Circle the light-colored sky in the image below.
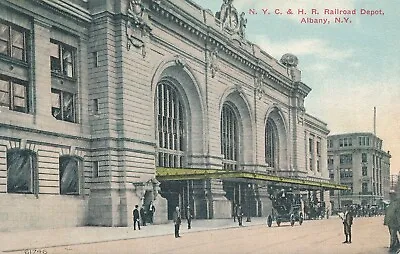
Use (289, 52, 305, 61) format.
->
(192, 0, 400, 175)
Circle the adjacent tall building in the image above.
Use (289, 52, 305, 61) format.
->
(327, 133, 391, 210)
(0, 0, 333, 231)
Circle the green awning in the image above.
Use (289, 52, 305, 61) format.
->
(156, 167, 349, 190)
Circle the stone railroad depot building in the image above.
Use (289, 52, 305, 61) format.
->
(0, 0, 341, 231)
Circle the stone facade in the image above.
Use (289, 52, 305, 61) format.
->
(327, 133, 391, 209)
(0, 0, 330, 231)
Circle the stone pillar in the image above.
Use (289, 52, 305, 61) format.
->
(209, 179, 231, 219)
(258, 187, 272, 217)
(192, 180, 207, 219)
(152, 182, 168, 224)
(88, 188, 120, 226)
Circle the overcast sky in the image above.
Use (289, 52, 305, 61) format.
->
(192, 0, 400, 174)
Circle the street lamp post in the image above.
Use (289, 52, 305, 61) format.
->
(337, 167, 341, 211)
(246, 183, 251, 222)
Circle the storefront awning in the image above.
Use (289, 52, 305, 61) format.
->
(156, 167, 349, 191)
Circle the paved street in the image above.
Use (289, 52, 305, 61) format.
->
(2, 216, 392, 254)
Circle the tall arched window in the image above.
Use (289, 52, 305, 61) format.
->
(221, 103, 238, 170)
(156, 80, 185, 168)
(265, 119, 277, 168)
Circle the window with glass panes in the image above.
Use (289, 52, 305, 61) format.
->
(0, 76, 28, 113)
(50, 39, 77, 123)
(221, 104, 238, 170)
(7, 150, 37, 194)
(362, 183, 368, 194)
(156, 81, 185, 168)
(50, 40, 74, 78)
(266, 119, 277, 168)
(51, 89, 75, 122)
(59, 156, 80, 195)
(362, 153, 367, 163)
(0, 21, 26, 61)
(362, 166, 367, 176)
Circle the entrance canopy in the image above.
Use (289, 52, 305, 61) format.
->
(156, 167, 349, 191)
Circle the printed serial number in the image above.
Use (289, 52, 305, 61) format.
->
(24, 249, 47, 254)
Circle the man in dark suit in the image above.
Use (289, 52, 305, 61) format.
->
(233, 204, 238, 222)
(140, 206, 146, 226)
(133, 205, 140, 230)
(173, 206, 182, 238)
(186, 205, 193, 229)
(237, 204, 243, 226)
(340, 205, 354, 243)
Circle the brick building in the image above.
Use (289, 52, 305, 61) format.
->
(0, 0, 333, 231)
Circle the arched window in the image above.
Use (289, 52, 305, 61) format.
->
(7, 150, 37, 194)
(59, 156, 81, 195)
(221, 103, 238, 170)
(265, 119, 278, 168)
(156, 80, 185, 168)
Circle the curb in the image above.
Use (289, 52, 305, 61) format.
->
(2, 221, 267, 253)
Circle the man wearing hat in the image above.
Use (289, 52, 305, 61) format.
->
(339, 205, 354, 244)
(384, 190, 400, 252)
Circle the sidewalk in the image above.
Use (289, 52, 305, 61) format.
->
(0, 217, 267, 253)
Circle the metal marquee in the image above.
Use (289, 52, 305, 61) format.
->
(156, 167, 349, 190)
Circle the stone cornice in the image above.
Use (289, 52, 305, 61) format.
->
(304, 115, 330, 135)
(36, 0, 91, 23)
(148, 0, 297, 93)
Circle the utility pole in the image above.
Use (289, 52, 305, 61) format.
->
(337, 166, 341, 210)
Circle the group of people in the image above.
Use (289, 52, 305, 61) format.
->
(346, 204, 384, 217)
(384, 190, 400, 252)
(134, 204, 193, 238)
(132, 202, 156, 230)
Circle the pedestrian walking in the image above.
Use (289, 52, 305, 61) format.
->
(140, 205, 146, 226)
(186, 205, 193, 229)
(133, 205, 140, 230)
(233, 203, 238, 222)
(339, 205, 353, 244)
(173, 206, 182, 238)
(237, 204, 243, 226)
(384, 190, 400, 252)
(149, 201, 156, 223)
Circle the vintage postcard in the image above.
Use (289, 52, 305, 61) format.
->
(0, 0, 399, 253)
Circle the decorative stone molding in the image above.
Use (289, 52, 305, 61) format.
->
(238, 12, 247, 39)
(297, 100, 305, 125)
(150, 2, 294, 88)
(235, 83, 245, 97)
(174, 55, 187, 68)
(280, 53, 299, 68)
(216, 0, 247, 39)
(280, 53, 302, 82)
(254, 71, 266, 100)
(6, 140, 38, 153)
(132, 178, 161, 200)
(208, 48, 219, 78)
(126, 0, 152, 58)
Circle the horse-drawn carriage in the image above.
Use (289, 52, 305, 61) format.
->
(266, 187, 304, 227)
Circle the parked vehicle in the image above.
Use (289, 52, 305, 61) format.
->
(266, 187, 303, 227)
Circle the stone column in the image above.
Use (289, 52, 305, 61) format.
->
(208, 179, 231, 219)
